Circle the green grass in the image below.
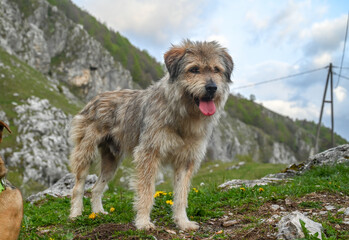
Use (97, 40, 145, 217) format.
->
(20, 163, 349, 239)
(103, 155, 287, 192)
(191, 159, 287, 188)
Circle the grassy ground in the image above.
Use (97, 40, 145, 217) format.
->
(20, 163, 349, 239)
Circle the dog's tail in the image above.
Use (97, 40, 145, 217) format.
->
(69, 115, 98, 175)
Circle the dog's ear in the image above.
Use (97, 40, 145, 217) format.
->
(221, 51, 234, 82)
(0, 120, 12, 143)
(164, 46, 186, 81)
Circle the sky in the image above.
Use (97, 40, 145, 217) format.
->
(72, 0, 349, 141)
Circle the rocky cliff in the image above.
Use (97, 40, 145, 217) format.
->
(0, 0, 134, 101)
(0, 0, 347, 195)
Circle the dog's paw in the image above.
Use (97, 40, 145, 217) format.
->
(95, 210, 108, 215)
(69, 211, 82, 220)
(135, 221, 156, 230)
(177, 220, 199, 231)
(92, 207, 108, 215)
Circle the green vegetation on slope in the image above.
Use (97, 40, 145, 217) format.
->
(20, 163, 349, 239)
(41, 0, 164, 88)
(0, 47, 82, 148)
(225, 94, 347, 155)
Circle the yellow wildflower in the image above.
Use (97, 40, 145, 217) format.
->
(240, 187, 246, 191)
(154, 191, 167, 198)
(166, 200, 173, 205)
(258, 187, 264, 192)
(110, 207, 115, 213)
(193, 188, 198, 193)
(89, 212, 96, 219)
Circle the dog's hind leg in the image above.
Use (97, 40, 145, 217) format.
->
(69, 154, 90, 218)
(91, 141, 122, 214)
(69, 131, 98, 219)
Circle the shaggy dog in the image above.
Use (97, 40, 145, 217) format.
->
(69, 40, 233, 230)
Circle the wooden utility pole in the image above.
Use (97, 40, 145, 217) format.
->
(315, 63, 334, 152)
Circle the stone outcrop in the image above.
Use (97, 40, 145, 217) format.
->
(277, 211, 323, 240)
(219, 144, 349, 190)
(208, 112, 300, 164)
(0, 0, 133, 101)
(6, 97, 71, 188)
(26, 173, 102, 203)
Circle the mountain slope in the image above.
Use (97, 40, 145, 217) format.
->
(223, 94, 347, 157)
(0, 47, 81, 194)
(43, 0, 164, 88)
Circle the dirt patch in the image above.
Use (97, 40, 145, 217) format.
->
(73, 192, 349, 240)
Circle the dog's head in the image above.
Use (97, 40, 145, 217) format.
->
(164, 40, 233, 117)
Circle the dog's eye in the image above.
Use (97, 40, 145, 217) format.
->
(214, 67, 220, 73)
(189, 66, 200, 74)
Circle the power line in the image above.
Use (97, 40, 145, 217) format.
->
(232, 66, 328, 90)
(333, 66, 349, 69)
(333, 72, 349, 81)
(335, 11, 349, 88)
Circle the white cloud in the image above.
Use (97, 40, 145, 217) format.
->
(207, 34, 230, 48)
(259, 99, 319, 120)
(334, 86, 347, 102)
(78, 0, 205, 45)
(303, 15, 347, 56)
(245, 1, 313, 45)
(313, 52, 332, 67)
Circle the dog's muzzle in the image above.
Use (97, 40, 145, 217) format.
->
(205, 82, 217, 99)
(194, 82, 217, 116)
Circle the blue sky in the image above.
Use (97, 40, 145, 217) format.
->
(72, 0, 349, 141)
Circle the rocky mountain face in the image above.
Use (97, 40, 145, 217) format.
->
(0, 0, 346, 195)
(0, 0, 134, 101)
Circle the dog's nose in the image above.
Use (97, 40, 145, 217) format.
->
(205, 82, 217, 95)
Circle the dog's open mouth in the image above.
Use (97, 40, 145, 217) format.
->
(194, 96, 216, 116)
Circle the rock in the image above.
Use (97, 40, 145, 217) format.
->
(271, 204, 281, 211)
(344, 208, 349, 216)
(277, 211, 323, 240)
(6, 96, 71, 189)
(267, 214, 280, 223)
(338, 208, 346, 213)
(0, 0, 134, 102)
(222, 220, 238, 227)
(165, 229, 176, 235)
(220, 144, 349, 191)
(325, 205, 336, 211)
(219, 178, 283, 190)
(343, 218, 349, 225)
(302, 144, 349, 173)
(26, 173, 104, 203)
(285, 198, 292, 206)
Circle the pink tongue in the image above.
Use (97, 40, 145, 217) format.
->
(199, 100, 216, 116)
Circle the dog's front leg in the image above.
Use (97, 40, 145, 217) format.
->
(173, 161, 199, 231)
(133, 147, 159, 230)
